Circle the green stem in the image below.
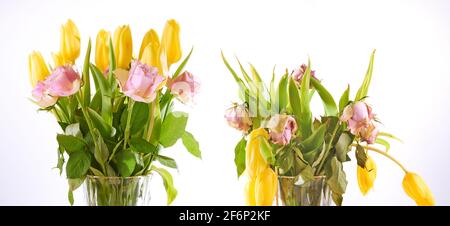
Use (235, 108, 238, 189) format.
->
(123, 99, 135, 150)
(351, 143, 408, 173)
(316, 122, 340, 174)
(162, 95, 173, 121)
(146, 100, 156, 141)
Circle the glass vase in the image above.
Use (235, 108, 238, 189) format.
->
(84, 174, 152, 206)
(277, 176, 332, 206)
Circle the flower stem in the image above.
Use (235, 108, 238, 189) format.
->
(316, 122, 340, 174)
(146, 97, 157, 142)
(351, 143, 408, 173)
(123, 99, 135, 150)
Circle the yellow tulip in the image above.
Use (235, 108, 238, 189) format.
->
(95, 29, 111, 73)
(246, 128, 269, 178)
(161, 19, 181, 68)
(113, 25, 133, 69)
(402, 172, 435, 206)
(357, 155, 377, 195)
(139, 29, 160, 60)
(255, 167, 278, 206)
(28, 51, 50, 87)
(60, 19, 80, 65)
(244, 178, 256, 206)
(52, 52, 64, 68)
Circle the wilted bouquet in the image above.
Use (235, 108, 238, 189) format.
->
(28, 19, 201, 205)
(223, 51, 434, 206)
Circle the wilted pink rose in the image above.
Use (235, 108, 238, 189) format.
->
(115, 60, 165, 103)
(46, 66, 81, 97)
(267, 114, 298, 146)
(293, 64, 317, 82)
(167, 71, 199, 104)
(32, 81, 58, 108)
(225, 103, 252, 133)
(340, 101, 378, 143)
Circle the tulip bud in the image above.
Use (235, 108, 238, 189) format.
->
(357, 155, 377, 195)
(141, 42, 162, 74)
(402, 172, 435, 206)
(266, 114, 297, 145)
(167, 71, 199, 104)
(224, 103, 252, 133)
(28, 51, 50, 87)
(95, 29, 111, 73)
(292, 64, 317, 82)
(244, 178, 256, 206)
(139, 29, 160, 60)
(246, 128, 270, 179)
(255, 167, 278, 206)
(60, 19, 80, 65)
(161, 19, 181, 68)
(115, 60, 165, 103)
(113, 25, 133, 69)
(52, 52, 64, 68)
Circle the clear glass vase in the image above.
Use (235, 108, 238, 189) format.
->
(84, 174, 152, 206)
(277, 176, 332, 206)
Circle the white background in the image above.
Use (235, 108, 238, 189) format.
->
(0, 0, 449, 205)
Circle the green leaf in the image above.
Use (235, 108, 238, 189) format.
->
(181, 131, 202, 159)
(82, 39, 92, 107)
(157, 155, 178, 169)
(355, 50, 376, 101)
(258, 136, 274, 165)
(67, 177, 85, 206)
(173, 47, 194, 78)
(93, 130, 109, 167)
(57, 134, 86, 154)
(299, 165, 315, 182)
(299, 60, 312, 138)
(355, 144, 368, 168)
(311, 78, 338, 116)
(90, 91, 102, 112)
(66, 151, 91, 179)
(276, 73, 288, 112)
(130, 101, 149, 135)
(129, 137, 158, 154)
(221, 51, 250, 102)
(108, 39, 117, 84)
(339, 85, 350, 112)
(378, 132, 403, 143)
(236, 57, 257, 95)
(234, 137, 247, 177)
(288, 77, 302, 129)
(300, 124, 327, 153)
(332, 192, 343, 206)
(87, 107, 114, 138)
(326, 157, 347, 195)
(65, 123, 82, 138)
(89, 167, 104, 176)
(249, 64, 265, 95)
(276, 148, 294, 173)
(114, 151, 136, 177)
(68, 191, 74, 206)
(151, 166, 178, 205)
(90, 64, 112, 125)
(375, 138, 390, 152)
(335, 132, 353, 162)
(159, 111, 188, 147)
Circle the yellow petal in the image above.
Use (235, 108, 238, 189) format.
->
(357, 155, 377, 195)
(52, 52, 64, 68)
(245, 128, 269, 178)
(244, 178, 256, 206)
(139, 29, 160, 60)
(402, 172, 435, 206)
(255, 167, 278, 206)
(28, 51, 50, 87)
(161, 19, 181, 68)
(60, 19, 80, 65)
(141, 43, 162, 73)
(113, 25, 133, 69)
(95, 29, 111, 73)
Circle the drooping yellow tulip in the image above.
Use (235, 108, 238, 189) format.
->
(255, 167, 278, 206)
(95, 29, 111, 73)
(357, 155, 377, 195)
(139, 29, 160, 60)
(60, 19, 80, 65)
(28, 51, 50, 87)
(402, 172, 435, 206)
(113, 25, 133, 69)
(244, 178, 256, 206)
(161, 19, 181, 68)
(246, 128, 269, 178)
(52, 52, 64, 68)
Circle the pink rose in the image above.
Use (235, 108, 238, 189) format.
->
(340, 101, 378, 144)
(32, 81, 58, 108)
(266, 114, 298, 146)
(46, 66, 81, 97)
(115, 60, 165, 103)
(167, 71, 200, 104)
(225, 103, 252, 133)
(293, 64, 317, 82)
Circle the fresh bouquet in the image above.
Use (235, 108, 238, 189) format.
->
(223, 51, 434, 206)
(28, 19, 201, 205)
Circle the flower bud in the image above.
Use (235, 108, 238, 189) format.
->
(402, 172, 435, 206)
(95, 29, 111, 73)
(161, 19, 181, 68)
(28, 51, 50, 87)
(224, 103, 252, 133)
(113, 25, 133, 69)
(60, 19, 80, 65)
